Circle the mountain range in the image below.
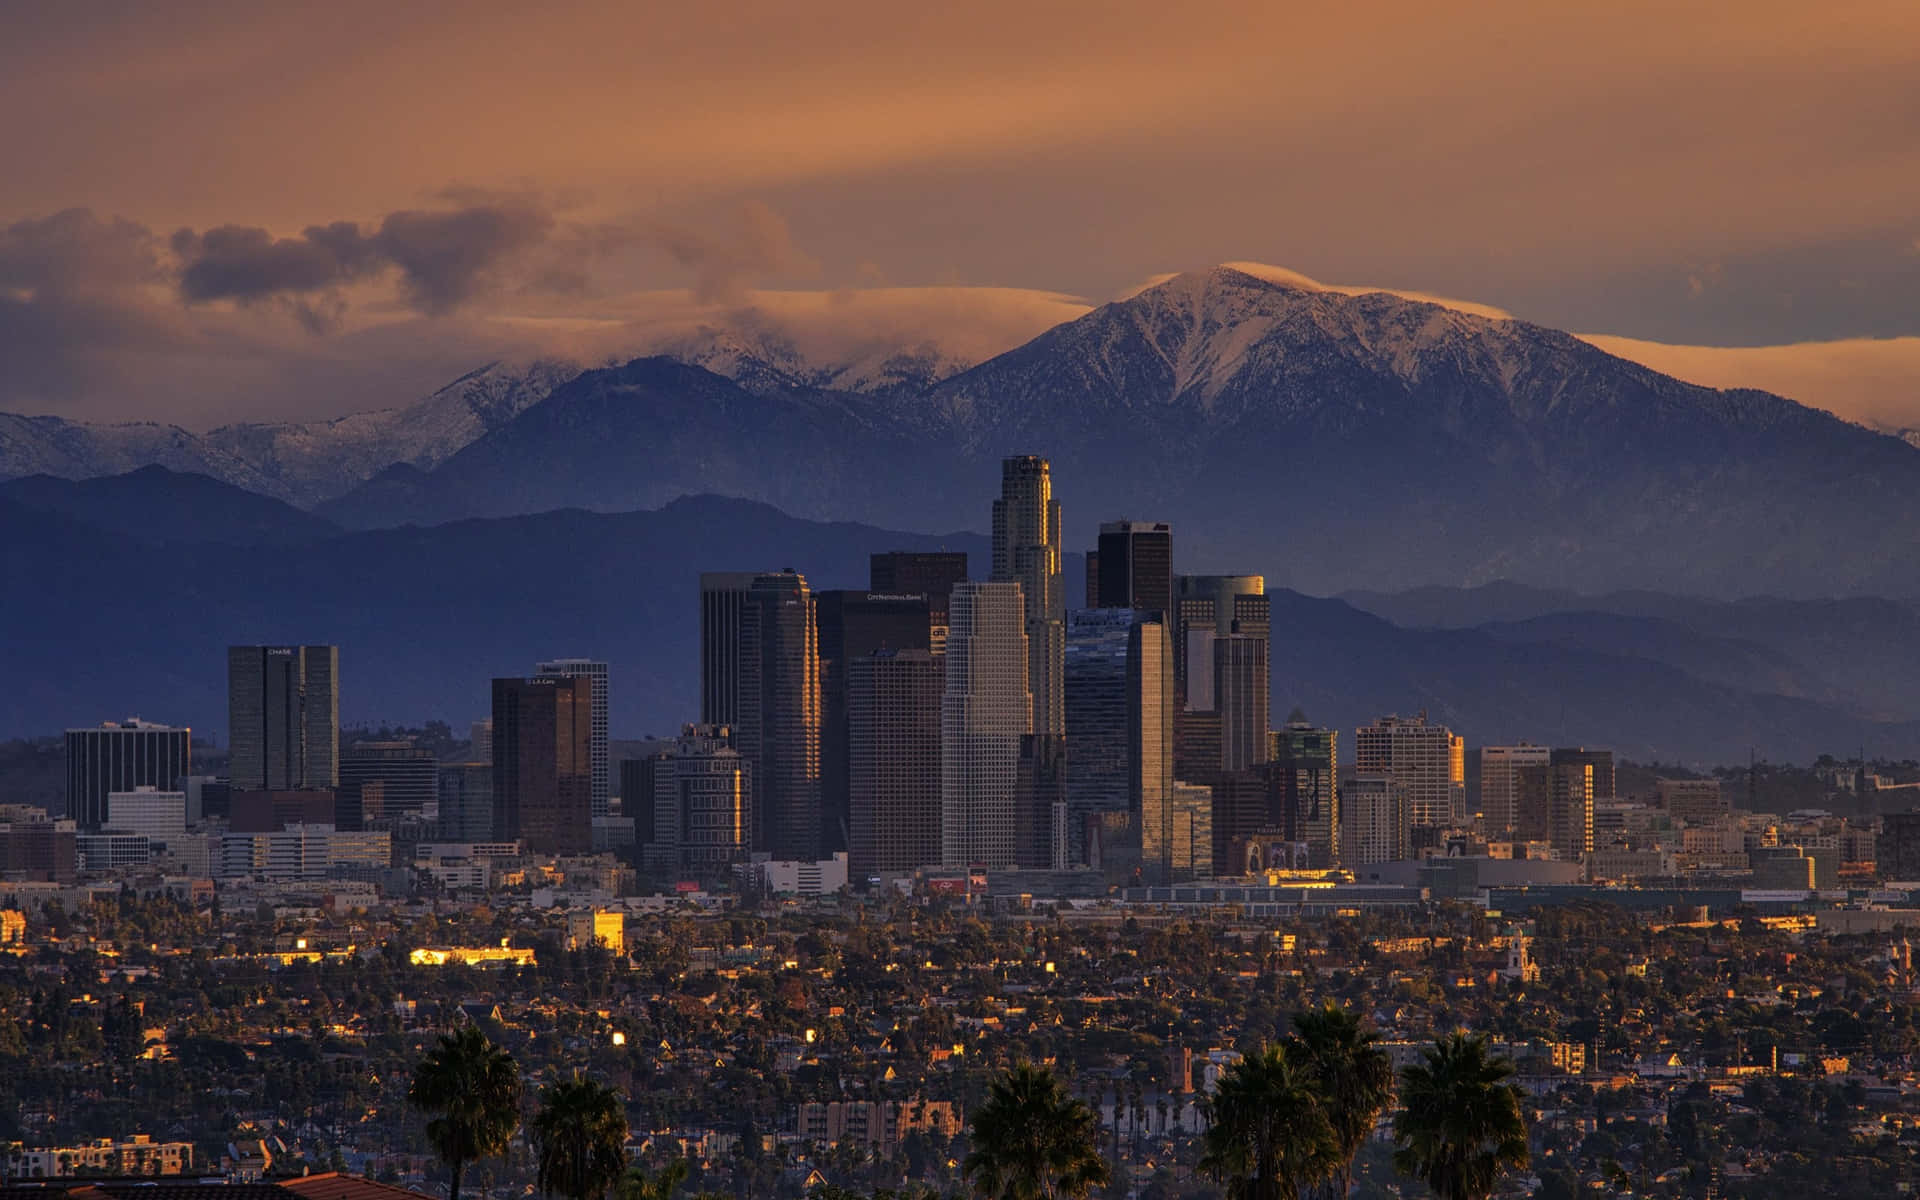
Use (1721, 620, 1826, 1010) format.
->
(9, 262, 1920, 761)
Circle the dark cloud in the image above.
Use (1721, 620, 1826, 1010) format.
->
(171, 203, 553, 316)
(373, 204, 553, 313)
(0, 207, 161, 292)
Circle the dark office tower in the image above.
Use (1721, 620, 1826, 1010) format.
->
(1083, 552, 1101, 609)
(817, 592, 932, 855)
(868, 551, 969, 626)
(739, 571, 823, 861)
(1215, 636, 1270, 773)
(1272, 722, 1339, 867)
(992, 455, 1065, 737)
(536, 659, 610, 819)
(1171, 575, 1265, 710)
(227, 645, 338, 791)
(1551, 747, 1615, 800)
(230, 789, 335, 832)
(437, 762, 494, 843)
(1549, 761, 1594, 861)
(848, 649, 943, 880)
(1094, 521, 1173, 619)
(1063, 609, 1172, 870)
(699, 573, 758, 727)
(64, 719, 191, 831)
(1014, 734, 1068, 870)
(338, 741, 437, 829)
(492, 675, 592, 855)
(1883, 811, 1920, 881)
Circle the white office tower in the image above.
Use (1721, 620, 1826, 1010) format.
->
(535, 658, 609, 818)
(940, 582, 1031, 868)
(106, 787, 188, 846)
(1356, 712, 1465, 831)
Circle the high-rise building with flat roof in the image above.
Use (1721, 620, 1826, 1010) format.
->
(1093, 521, 1173, 619)
(817, 592, 931, 854)
(437, 762, 494, 843)
(941, 581, 1031, 867)
(338, 740, 437, 829)
(869, 551, 968, 624)
(740, 571, 823, 860)
(227, 646, 337, 791)
(492, 675, 592, 855)
(1064, 609, 1172, 873)
(1480, 744, 1552, 835)
(848, 649, 943, 880)
(632, 724, 752, 875)
(1272, 721, 1339, 867)
(536, 659, 609, 819)
(1341, 775, 1410, 866)
(1356, 713, 1464, 832)
(105, 787, 188, 846)
(1552, 747, 1615, 800)
(992, 455, 1064, 737)
(699, 573, 759, 728)
(1657, 778, 1728, 825)
(1171, 576, 1269, 785)
(64, 719, 191, 831)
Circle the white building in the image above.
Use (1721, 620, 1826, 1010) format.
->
(217, 825, 390, 881)
(1356, 713, 1464, 829)
(746, 851, 849, 896)
(106, 786, 188, 845)
(941, 581, 1032, 868)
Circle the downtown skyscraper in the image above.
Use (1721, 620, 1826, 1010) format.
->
(534, 658, 609, 819)
(227, 645, 338, 792)
(491, 674, 592, 855)
(700, 571, 823, 861)
(991, 455, 1064, 737)
(1356, 712, 1465, 835)
(1063, 608, 1172, 875)
(940, 581, 1030, 868)
(1090, 520, 1173, 619)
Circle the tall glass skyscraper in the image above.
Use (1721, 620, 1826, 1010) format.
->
(535, 658, 609, 819)
(741, 571, 822, 861)
(941, 581, 1030, 868)
(991, 455, 1064, 737)
(227, 645, 338, 791)
(1063, 608, 1171, 873)
(1093, 520, 1173, 619)
(491, 674, 592, 855)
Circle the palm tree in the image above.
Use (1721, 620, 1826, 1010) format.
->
(963, 1063, 1111, 1200)
(532, 1075, 632, 1200)
(409, 1027, 523, 1200)
(616, 1157, 688, 1200)
(1391, 1033, 1529, 1200)
(1285, 1003, 1394, 1198)
(1198, 1044, 1337, 1200)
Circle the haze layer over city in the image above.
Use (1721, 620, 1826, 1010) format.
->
(5, 6, 1920, 1200)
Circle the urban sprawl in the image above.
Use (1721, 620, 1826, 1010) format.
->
(8, 456, 1920, 1200)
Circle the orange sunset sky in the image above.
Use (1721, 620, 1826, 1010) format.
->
(4, 1, 1919, 428)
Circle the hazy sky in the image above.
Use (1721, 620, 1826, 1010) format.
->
(5, 1, 1920, 427)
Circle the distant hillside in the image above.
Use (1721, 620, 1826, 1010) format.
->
(0, 466, 340, 546)
(5, 480, 1916, 764)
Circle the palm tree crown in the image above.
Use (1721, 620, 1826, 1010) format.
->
(532, 1075, 632, 1200)
(1391, 1033, 1530, 1200)
(1199, 1043, 1338, 1200)
(963, 1063, 1111, 1200)
(409, 1027, 523, 1200)
(1285, 1002, 1395, 1199)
